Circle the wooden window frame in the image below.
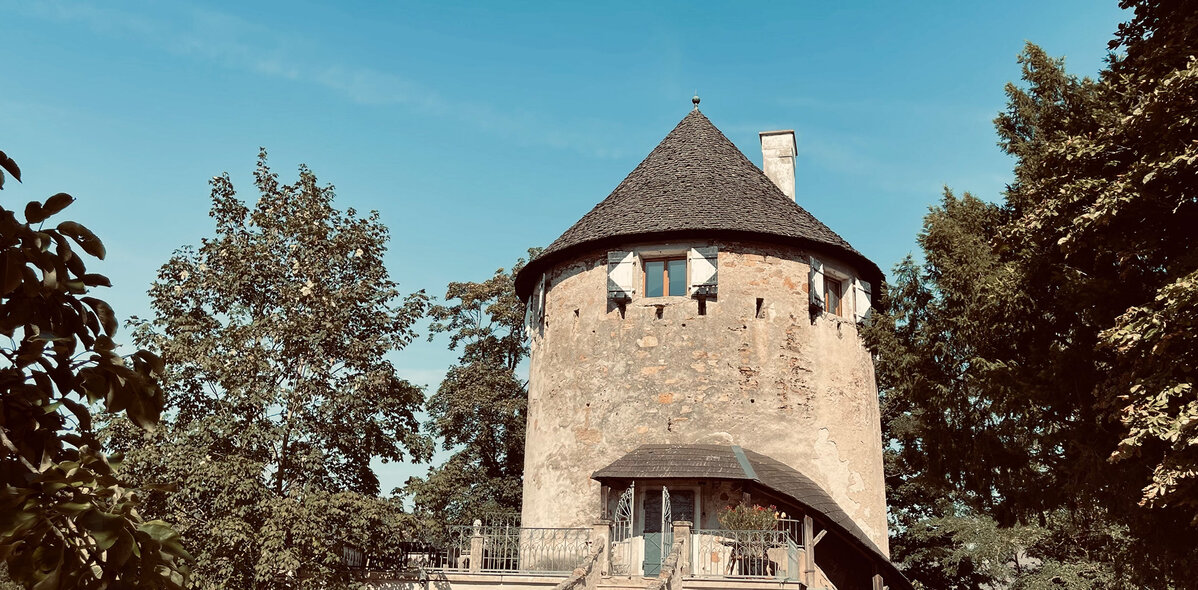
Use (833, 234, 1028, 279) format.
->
(826, 277, 844, 317)
(642, 255, 688, 298)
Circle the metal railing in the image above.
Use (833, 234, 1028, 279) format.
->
(437, 525, 592, 575)
(339, 540, 443, 571)
(341, 544, 366, 568)
(475, 511, 522, 528)
(776, 517, 803, 543)
(692, 529, 800, 580)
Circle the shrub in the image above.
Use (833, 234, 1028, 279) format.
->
(717, 503, 778, 531)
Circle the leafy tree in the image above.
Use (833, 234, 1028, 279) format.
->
(109, 150, 432, 588)
(404, 251, 538, 525)
(1087, 0, 1198, 517)
(866, 1, 1198, 586)
(0, 151, 189, 588)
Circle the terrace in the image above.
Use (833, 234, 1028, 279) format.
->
(356, 518, 814, 590)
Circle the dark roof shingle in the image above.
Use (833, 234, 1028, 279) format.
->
(515, 110, 882, 298)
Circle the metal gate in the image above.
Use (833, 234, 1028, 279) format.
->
(662, 486, 673, 566)
(611, 483, 634, 575)
(643, 486, 672, 576)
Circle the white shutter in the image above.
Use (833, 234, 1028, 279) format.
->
(688, 246, 718, 296)
(525, 274, 545, 332)
(809, 257, 825, 310)
(524, 295, 534, 332)
(853, 278, 872, 323)
(538, 275, 547, 323)
(607, 251, 636, 300)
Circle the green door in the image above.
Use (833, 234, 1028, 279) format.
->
(642, 488, 666, 576)
(642, 488, 695, 576)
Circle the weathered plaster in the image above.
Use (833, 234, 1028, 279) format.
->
(521, 240, 888, 554)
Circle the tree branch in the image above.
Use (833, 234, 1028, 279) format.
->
(0, 427, 39, 473)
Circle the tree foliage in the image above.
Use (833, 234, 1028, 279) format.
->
(866, 1, 1198, 587)
(109, 150, 432, 588)
(404, 251, 538, 525)
(0, 152, 188, 588)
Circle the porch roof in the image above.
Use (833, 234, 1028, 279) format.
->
(592, 444, 912, 590)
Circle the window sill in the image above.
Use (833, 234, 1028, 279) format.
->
(818, 311, 860, 327)
(636, 296, 691, 306)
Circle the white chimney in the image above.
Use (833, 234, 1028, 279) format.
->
(759, 130, 797, 201)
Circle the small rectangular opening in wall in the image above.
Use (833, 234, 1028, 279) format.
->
(755, 298, 764, 318)
(698, 298, 707, 316)
(655, 306, 664, 320)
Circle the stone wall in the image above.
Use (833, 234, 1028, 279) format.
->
(520, 239, 887, 554)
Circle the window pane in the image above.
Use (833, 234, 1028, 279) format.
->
(670, 489, 695, 522)
(645, 261, 664, 297)
(827, 280, 842, 316)
(667, 259, 687, 296)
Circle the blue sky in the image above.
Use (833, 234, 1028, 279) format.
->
(3, 0, 1127, 495)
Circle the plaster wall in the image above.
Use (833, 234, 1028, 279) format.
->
(520, 240, 888, 554)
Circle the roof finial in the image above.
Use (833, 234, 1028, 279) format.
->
(692, 92, 700, 111)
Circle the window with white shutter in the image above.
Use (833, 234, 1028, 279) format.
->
(852, 278, 872, 323)
(688, 246, 718, 297)
(808, 256, 825, 311)
(607, 251, 636, 302)
(538, 275, 547, 322)
(525, 274, 545, 332)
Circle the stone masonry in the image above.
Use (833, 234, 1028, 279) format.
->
(520, 239, 887, 554)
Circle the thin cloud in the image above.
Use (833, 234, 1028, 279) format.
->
(8, 0, 629, 158)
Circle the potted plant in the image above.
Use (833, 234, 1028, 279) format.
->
(716, 503, 784, 576)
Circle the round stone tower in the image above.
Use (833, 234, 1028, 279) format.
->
(514, 107, 889, 553)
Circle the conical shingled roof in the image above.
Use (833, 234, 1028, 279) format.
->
(515, 110, 882, 299)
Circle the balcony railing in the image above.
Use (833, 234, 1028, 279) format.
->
(437, 525, 593, 575)
(356, 518, 813, 583)
(692, 528, 801, 580)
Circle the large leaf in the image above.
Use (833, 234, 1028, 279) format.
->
(0, 505, 40, 537)
(29, 542, 64, 590)
(78, 509, 124, 551)
(41, 193, 74, 218)
(2, 250, 23, 295)
(80, 273, 111, 287)
(118, 382, 161, 431)
(58, 397, 94, 434)
(56, 221, 106, 260)
(132, 350, 165, 376)
(107, 529, 137, 568)
(24, 201, 48, 225)
(52, 502, 93, 516)
(137, 521, 179, 543)
(0, 150, 20, 184)
(80, 296, 117, 336)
